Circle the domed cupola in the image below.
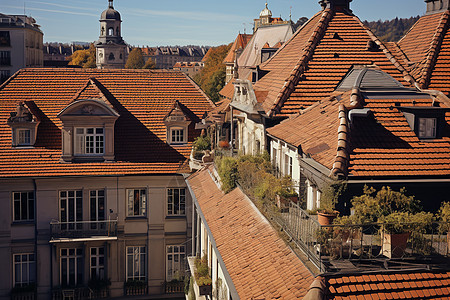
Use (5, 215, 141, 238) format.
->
(101, 0, 121, 21)
(259, 2, 272, 25)
(95, 0, 127, 69)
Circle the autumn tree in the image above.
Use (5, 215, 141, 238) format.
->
(125, 48, 145, 69)
(68, 43, 96, 68)
(143, 57, 156, 69)
(193, 44, 231, 102)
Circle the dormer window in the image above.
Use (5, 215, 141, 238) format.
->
(170, 127, 186, 144)
(418, 118, 437, 138)
(7, 102, 40, 147)
(75, 127, 104, 155)
(164, 101, 192, 146)
(58, 98, 119, 162)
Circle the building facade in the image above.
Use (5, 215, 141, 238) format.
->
(0, 68, 214, 299)
(0, 13, 43, 84)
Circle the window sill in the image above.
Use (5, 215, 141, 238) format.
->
(11, 221, 34, 226)
(125, 216, 147, 221)
(165, 215, 187, 220)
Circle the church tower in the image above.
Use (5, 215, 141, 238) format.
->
(95, 0, 127, 69)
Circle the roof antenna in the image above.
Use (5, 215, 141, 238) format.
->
(24, 2, 26, 15)
(243, 23, 246, 34)
(290, 6, 292, 21)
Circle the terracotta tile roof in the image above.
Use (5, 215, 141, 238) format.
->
(323, 271, 450, 299)
(253, 9, 414, 117)
(267, 85, 450, 178)
(219, 78, 235, 99)
(223, 34, 252, 64)
(0, 68, 215, 178)
(187, 166, 314, 299)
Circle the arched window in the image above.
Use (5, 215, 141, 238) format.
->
(108, 27, 114, 36)
(101, 27, 105, 36)
(108, 53, 115, 60)
(116, 27, 120, 36)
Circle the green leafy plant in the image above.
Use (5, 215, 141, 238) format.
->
(193, 136, 211, 152)
(194, 256, 212, 286)
(216, 156, 238, 193)
(125, 279, 147, 288)
(319, 180, 347, 214)
(437, 202, 450, 233)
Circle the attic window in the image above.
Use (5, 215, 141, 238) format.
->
(418, 118, 436, 138)
(163, 101, 192, 146)
(169, 127, 186, 144)
(7, 102, 40, 147)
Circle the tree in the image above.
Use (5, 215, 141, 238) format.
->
(143, 57, 156, 69)
(125, 48, 145, 69)
(194, 44, 231, 102)
(68, 43, 96, 68)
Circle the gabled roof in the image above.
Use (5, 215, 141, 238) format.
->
(397, 11, 450, 88)
(267, 71, 450, 178)
(253, 8, 414, 117)
(0, 68, 214, 178)
(223, 33, 253, 64)
(187, 166, 314, 299)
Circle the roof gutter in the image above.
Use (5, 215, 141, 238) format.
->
(347, 178, 450, 184)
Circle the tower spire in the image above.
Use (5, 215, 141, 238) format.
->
(109, 0, 114, 9)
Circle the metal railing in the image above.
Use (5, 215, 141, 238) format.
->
(51, 287, 108, 300)
(50, 220, 118, 239)
(272, 202, 450, 272)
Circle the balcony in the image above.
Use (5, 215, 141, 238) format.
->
(272, 202, 450, 273)
(50, 220, 118, 242)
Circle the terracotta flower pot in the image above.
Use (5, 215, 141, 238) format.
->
(317, 211, 338, 226)
(218, 140, 230, 149)
(381, 231, 411, 258)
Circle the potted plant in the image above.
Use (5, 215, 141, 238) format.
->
(194, 256, 212, 296)
(125, 279, 147, 296)
(317, 180, 346, 226)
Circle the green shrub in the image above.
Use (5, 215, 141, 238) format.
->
(216, 156, 238, 193)
(193, 136, 211, 151)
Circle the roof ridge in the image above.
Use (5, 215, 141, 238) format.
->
(182, 72, 216, 107)
(268, 9, 335, 117)
(355, 15, 416, 86)
(259, 10, 322, 70)
(417, 10, 450, 88)
(331, 103, 349, 177)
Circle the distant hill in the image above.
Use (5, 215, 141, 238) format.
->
(364, 16, 421, 42)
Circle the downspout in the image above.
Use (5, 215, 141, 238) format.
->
(32, 178, 38, 296)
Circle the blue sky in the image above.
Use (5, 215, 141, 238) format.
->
(1, 0, 427, 46)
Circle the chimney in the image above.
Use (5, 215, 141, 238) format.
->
(425, 0, 450, 14)
(319, 0, 352, 10)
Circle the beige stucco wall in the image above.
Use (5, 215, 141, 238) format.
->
(0, 174, 191, 299)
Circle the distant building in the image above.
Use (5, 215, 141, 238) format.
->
(43, 43, 90, 67)
(253, 2, 292, 32)
(0, 13, 43, 83)
(173, 61, 204, 77)
(142, 46, 209, 69)
(223, 34, 252, 84)
(95, 0, 128, 69)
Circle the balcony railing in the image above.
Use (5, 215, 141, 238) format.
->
(50, 220, 118, 240)
(270, 202, 450, 272)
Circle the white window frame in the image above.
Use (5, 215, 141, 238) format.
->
(418, 117, 437, 138)
(166, 245, 185, 281)
(90, 190, 105, 223)
(75, 127, 104, 155)
(59, 190, 83, 230)
(13, 191, 34, 222)
(13, 253, 36, 287)
(60, 248, 83, 287)
(126, 246, 146, 281)
(126, 189, 146, 217)
(90, 247, 105, 280)
(17, 129, 31, 145)
(169, 127, 186, 144)
(167, 188, 186, 216)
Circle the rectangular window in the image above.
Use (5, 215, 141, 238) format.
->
(90, 247, 105, 280)
(166, 245, 185, 281)
(0, 70, 10, 84)
(127, 189, 146, 217)
(13, 253, 36, 287)
(0, 50, 11, 66)
(289, 156, 293, 176)
(60, 248, 83, 287)
(13, 192, 34, 222)
(90, 190, 105, 229)
(126, 246, 146, 281)
(0, 31, 11, 46)
(18, 129, 31, 145)
(75, 127, 104, 155)
(418, 118, 437, 138)
(170, 128, 185, 143)
(167, 188, 185, 216)
(60, 190, 82, 230)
